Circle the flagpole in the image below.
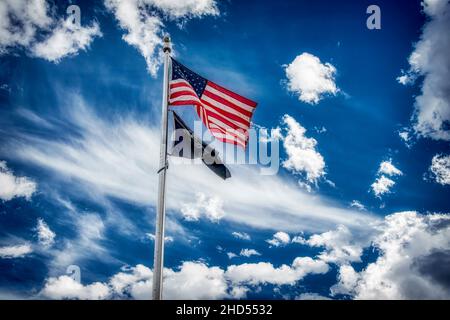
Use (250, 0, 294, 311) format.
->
(152, 36, 171, 300)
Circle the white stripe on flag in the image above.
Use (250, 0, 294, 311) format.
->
(170, 79, 190, 85)
(170, 86, 197, 94)
(201, 95, 251, 123)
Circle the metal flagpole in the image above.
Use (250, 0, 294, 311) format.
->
(152, 36, 171, 300)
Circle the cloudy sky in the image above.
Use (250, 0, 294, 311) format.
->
(0, 0, 449, 300)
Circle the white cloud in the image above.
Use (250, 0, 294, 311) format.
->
(0, 160, 36, 201)
(330, 264, 360, 296)
(146, 233, 174, 243)
(104, 0, 219, 75)
(378, 159, 403, 177)
(39, 256, 331, 299)
(302, 225, 368, 265)
(68, 211, 441, 300)
(266, 231, 291, 247)
(154, 262, 251, 299)
(398, 128, 414, 148)
(36, 218, 56, 247)
(32, 17, 102, 62)
(398, 130, 409, 142)
(46, 208, 447, 301)
(232, 232, 251, 241)
(285, 52, 338, 104)
(108, 264, 152, 299)
(239, 248, 261, 257)
(0, 244, 33, 259)
(371, 176, 395, 198)
(398, 0, 450, 141)
(291, 235, 307, 245)
(350, 200, 366, 211)
(331, 211, 450, 299)
(0, 0, 100, 61)
(0, 0, 52, 53)
(10, 100, 376, 234)
(181, 192, 225, 222)
(225, 257, 329, 286)
(296, 292, 331, 300)
(371, 159, 402, 198)
(44, 262, 229, 300)
(163, 261, 229, 299)
(0, 0, 215, 69)
(396, 72, 415, 85)
(147, 0, 219, 19)
(229, 286, 249, 299)
(41, 275, 111, 300)
(430, 154, 450, 185)
(277, 115, 326, 184)
(227, 252, 237, 259)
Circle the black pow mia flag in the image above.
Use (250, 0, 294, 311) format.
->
(171, 111, 231, 180)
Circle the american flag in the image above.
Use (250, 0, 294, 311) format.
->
(169, 58, 257, 148)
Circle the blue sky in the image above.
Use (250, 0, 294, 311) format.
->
(0, 0, 449, 300)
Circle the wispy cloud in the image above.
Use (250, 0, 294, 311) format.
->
(36, 218, 56, 248)
(146, 233, 174, 243)
(232, 232, 251, 241)
(350, 200, 366, 211)
(0, 244, 32, 259)
(8, 97, 377, 233)
(48, 212, 114, 272)
(239, 248, 261, 257)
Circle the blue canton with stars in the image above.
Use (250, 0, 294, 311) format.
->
(171, 58, 208, 97)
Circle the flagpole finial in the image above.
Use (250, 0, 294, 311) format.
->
(163, 36, 171, 53)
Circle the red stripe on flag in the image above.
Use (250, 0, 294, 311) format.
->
(170, 100, 201, 106)
(207, 81, 257, 108)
